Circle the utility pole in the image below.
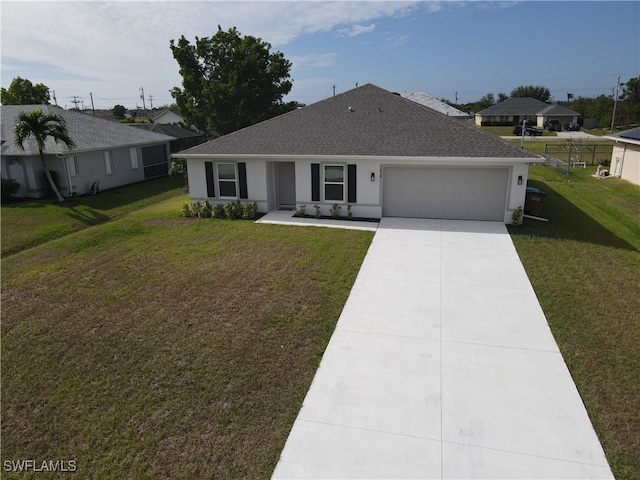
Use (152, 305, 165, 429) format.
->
(148, 94, 154, 110)
(610, 75, 621, 132)
(70, 96, 81, 110)
(455, 91, 458, 104)
(90, 92, 95, 115)
(52, 90, 58, 106)
(140, 87, 146, 114)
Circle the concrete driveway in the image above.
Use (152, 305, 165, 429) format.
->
(272, 218, 613, 479)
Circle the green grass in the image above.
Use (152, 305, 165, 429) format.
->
(2, 165, 639, 478)
(1, 196, 374, 479)
(509, 164, 640, 478)
(1, 176, 185, 257)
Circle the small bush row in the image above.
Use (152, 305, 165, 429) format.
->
(182, 200, 258, 220)
(1, 178, 20, 202)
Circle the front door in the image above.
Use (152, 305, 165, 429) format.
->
(277, 162, 296, 207)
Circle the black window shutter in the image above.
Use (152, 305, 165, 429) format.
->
(205, 161, 215, 197)
(347, 164, 357, 203)
(238, 162, 248, 199)
(311, 163, 320, 202)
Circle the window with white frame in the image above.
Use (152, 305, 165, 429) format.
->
(217, 163, 237, 197)
(68, 156, 79, 176)
(104, 151, 114, 175)
(130, 147, 138, 169)
(324, 164, 344, 202)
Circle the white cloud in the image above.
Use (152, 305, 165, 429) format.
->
(337, 23, 376, 37)
(291, 53, 338, 70)
(0, 1, 424, 107)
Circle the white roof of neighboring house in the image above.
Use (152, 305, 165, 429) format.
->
(400, 91, 469, 118)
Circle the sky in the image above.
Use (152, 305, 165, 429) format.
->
(1, 1, 638, 111)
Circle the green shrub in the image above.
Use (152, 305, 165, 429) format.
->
(330, 204, 341, 218)
(191, 200, 203, 218)
(200, 199, 212, 218)
(295, 205, 306, 217)
(314, 205, 321, 219)
(1, 178, 20, 202)
(212, 203, 225, 219)
(181, 202, 193, 218)
(242, 202, 258, 220)
(224, 201, 243, 219)
(347, 204, 352, 219)
(511, 206, 523, 226)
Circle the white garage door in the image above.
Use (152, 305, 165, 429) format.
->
(383, 167, 509, 221)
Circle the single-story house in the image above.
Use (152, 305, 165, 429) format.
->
(129, 123, 206, 153)
(400, 91, 469, 119)
(153, 109, 184, 125)
(176, 84, 542, 223)
(604, 127, 640, 185)
(475, 97, 580, 128)
(1, 104, 174, 198)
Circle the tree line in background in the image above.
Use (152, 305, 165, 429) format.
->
(3, 30, 639, 135)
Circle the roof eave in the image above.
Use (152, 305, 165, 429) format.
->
(604, 135, 640, 146)
(175, 153, 542, 163)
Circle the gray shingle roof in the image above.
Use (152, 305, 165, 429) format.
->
(477, 97, 580, 116)
(180, 84, 537, 159)
(1, 105, 175, 156)
(606, 127, 640, 143)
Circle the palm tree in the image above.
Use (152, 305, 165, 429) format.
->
(14, 109, 75, 203)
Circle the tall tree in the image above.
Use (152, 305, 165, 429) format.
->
(510, 85, 551, 103)
(14, 109, 75, 203)
(619, 76, 640, 124)
(170, 26, 293, 137)
(1, 77, 51, 105)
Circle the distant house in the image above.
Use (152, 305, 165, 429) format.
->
(475, 97, 580, 128)
(177, 84, 541, 223)
(401, 92, 469, 119)
(1, 105, 174, 198)
(604, 127, 640, 185)
(129, 123, 206, 153)
(153, 109, 183, 125)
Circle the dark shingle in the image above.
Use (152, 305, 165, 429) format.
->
(180, 84, 537, 159)
(1, 105, 174, 156)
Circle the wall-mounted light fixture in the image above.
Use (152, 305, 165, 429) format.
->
(371, 172, 375, 182)
(517, 175, 523, 185)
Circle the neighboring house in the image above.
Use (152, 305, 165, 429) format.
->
(401, 91, 469, 119)
(177, 84, 542, 223)
(153, 109, 183, 125)
(475, 97, 581, 128)
(1, 105, 175, 198)
(604, 127, 640, 185)
(129, 123, 206, 153)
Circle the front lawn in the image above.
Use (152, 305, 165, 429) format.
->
(0, 197, 374, 479)
(2, 163, 638, 479)
(510, 164, 640, 478)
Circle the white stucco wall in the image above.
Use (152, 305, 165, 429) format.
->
(611, 143, 640, 186)
(185, 155, 536, 223)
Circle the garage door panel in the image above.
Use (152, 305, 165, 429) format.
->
(383, 167, 508, 221)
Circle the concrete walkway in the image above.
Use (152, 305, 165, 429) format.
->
(271, 217, 613, 479)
